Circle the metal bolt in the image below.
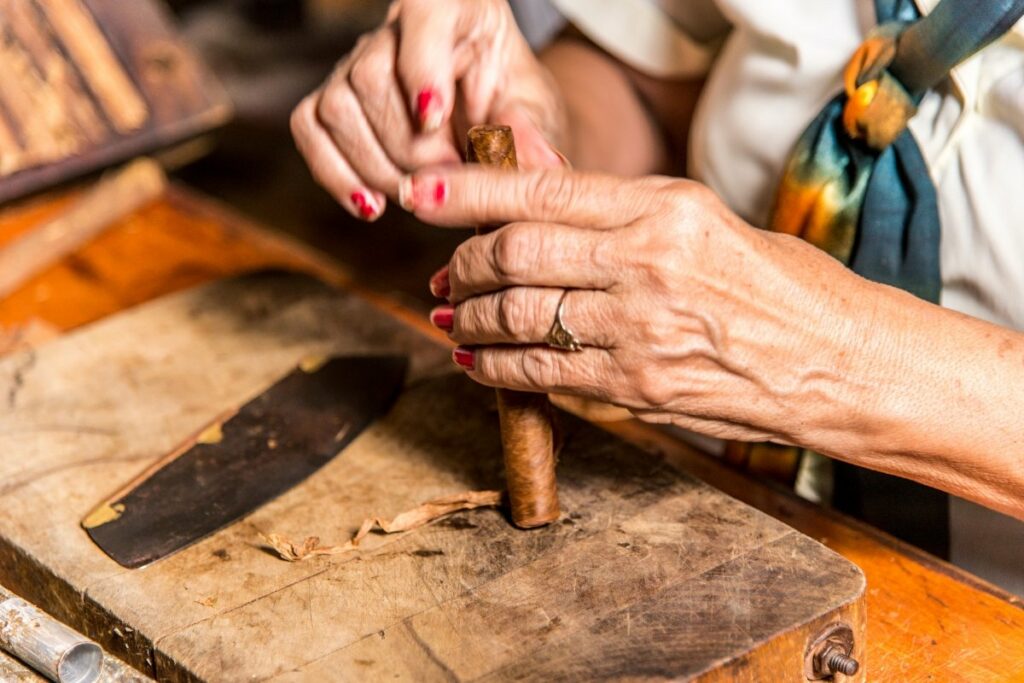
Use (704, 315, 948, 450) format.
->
(824, 648, 860, 676)
(804, 623, 859, 680)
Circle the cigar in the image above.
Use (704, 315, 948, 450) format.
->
(466, 125, 560, 528)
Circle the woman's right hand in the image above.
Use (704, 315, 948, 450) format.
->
(290, 0, 568, 221)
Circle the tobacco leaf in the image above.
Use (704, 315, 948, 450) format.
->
(262, 490, 504, 562)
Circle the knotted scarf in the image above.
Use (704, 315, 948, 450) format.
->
(773, 0, 1024, 300)
(735, 0, 1024, 555)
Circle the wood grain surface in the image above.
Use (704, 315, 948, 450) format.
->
(0, 186, 1022, 681)
(0, 272, 865, 681)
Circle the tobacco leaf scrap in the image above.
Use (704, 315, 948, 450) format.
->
(262, 490, 503, 562)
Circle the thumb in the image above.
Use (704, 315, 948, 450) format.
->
(493, 105, 570, 171)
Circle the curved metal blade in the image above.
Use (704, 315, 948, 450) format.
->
(84, 354, 407, 568)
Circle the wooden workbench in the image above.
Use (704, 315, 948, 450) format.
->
(1, 182, 1023, 681)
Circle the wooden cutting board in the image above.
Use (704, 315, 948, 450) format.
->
(0, 272, 866, 681)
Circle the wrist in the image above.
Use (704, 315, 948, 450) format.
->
(795, 279, 911, 458)
(794, 276, 1024, 517)
(756, 242, 907, 457)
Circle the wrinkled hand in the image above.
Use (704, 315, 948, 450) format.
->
(290, 0, 566, 221)
(403, 168, 874, 445)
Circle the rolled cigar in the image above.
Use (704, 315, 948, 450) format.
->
(0, 586, 102, 683)
(466, 125, 560, 528)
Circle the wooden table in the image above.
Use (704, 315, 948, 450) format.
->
(2, 182, 1022, 681)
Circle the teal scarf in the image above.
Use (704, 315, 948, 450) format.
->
(773, 0, 1024, 302)
(760, 0, 1024, 555)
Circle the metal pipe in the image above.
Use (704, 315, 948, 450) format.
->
(0, 590, 102, 683)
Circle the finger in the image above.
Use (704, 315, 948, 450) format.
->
(395, 0, 469, 132)
(348, 27, 462, 173)
(317, 70, 404, 198)
(399, 168, 678, 229)
(437, 287, 618, 348)
(445, 222, 620, 301)
(490, 104, 568, 170)
(291, 91, 385, 220)
(453, 344, 622, 400)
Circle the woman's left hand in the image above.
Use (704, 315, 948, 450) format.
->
(402, 167, 888, 448)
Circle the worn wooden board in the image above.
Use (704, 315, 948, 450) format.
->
(0, 649, 43, 682)
(0, 0, 230, 203)
(0, 273, 865, 681)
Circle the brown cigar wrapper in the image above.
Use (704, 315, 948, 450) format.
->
(466, 124, 560, 528)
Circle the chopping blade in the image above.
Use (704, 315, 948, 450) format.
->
(83, 354, 407, 568)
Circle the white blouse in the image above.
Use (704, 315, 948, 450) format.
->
(546, 0, 1024, 596)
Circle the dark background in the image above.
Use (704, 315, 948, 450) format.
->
(169, 0, 469, 313)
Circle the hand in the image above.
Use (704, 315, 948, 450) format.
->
(290, 0, 567, 221)
(403, 167, 883, 447)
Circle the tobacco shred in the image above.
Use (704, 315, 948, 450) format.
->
(262, 490, 503, 562)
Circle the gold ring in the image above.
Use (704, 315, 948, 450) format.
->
(544, 290, 583, 352)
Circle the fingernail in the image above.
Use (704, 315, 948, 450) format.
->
(398, 176, 414, 211)
(350, 191, 381, 220)
(430, 305, 454, 331)
(452, 346, 475, 370)
(416, 88, 443, 132)
(432, 178, 448, 205)
(398, 175, 447, 212)
(429, 266, 450, 298)
(547, 142, 572, 169)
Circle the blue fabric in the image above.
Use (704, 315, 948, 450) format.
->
(774, 0, 1024, 302)
(774, 0, 1024, 556)
(852, 0, 933, 298)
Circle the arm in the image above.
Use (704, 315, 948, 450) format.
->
(399, 167, 1024, 521)
(809, 274, 1024, 521)
(538, 35, 703, 175)
(290, 0, 701, 220)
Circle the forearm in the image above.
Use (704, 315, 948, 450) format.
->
(538, 37, 699, 175)
(804, 272, 1024, 520)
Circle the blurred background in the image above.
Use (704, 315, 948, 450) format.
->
(167, 0, 560, 314)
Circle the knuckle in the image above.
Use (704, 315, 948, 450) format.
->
(495, 289, 531, 341)
(316, 86, 353, 127)
(491, 226, 533, 281)
(348, 41, 392, 95)
(520, 349, 563, 389)
(447, 244, 476, 299)
(528, 171, 578, 218)
(660, 180, 719, 230)
(289, 96, 316, 140)
(454, 299, 482, 337)
(634, 367, 674, 408)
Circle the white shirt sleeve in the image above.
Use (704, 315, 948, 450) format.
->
(549, 0, 726, 78)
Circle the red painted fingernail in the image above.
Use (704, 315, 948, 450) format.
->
(433, 179, 448, 205)
(416, 88, 443, 132)
(453, 346, 475, 370)
(350, 191, 379, 220)
(399, 175, 447, 212)
(429, 266, 450, 298)
(430, 305, 454, 331)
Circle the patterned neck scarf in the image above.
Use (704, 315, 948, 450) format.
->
(772, 0, 1024, 302)
(738, 0, 1024, 556)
